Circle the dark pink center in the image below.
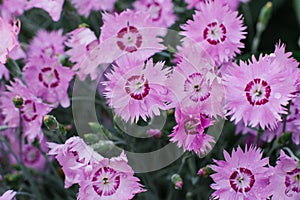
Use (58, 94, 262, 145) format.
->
(92, 167, 121, 197)
(184, 72, 210, 102)
(147, 1, 162, 21)
(285, 168, 300, 195)
(203, 22, 227, 45)
(244, 78, 271, 106)
(23, 146, 40, 165)
(230, 167, 255, 193)
(38, 67, 60, 88)
(21, 100, 38, 122)
(125, 74, 150, 100)
(117, 25, 142, 53)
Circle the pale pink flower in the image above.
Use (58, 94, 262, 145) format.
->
(210, 146, 272, 200)
(23, 58, 74, 108)
(181, 1, 246, 65)
(78, 151, 145, 200)
(9, 136, 48, 171)
(96, 9, 166, 64)
(27, 29, 65, 60)
(0, 79, 52, 142)
(133, 0, 177, 27)
(70, 0, 117, 17)
(170, 109, 214, 155)
(103, 58, 171, 123)
(25, 0, 64, 22)
(268, 151, 300, 199)
(0, 190, 16, 200)
(48, 136, 104, 188)
(167, 40, 225, 118)
(0, 17, 20, 64)
(65, 27, 100, 80)
(223, 54, 298, 130)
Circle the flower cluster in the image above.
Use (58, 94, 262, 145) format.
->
(48, 137, 145, 199)
(210, 146, 300, 200)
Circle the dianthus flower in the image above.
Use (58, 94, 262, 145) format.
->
(70, 0, 117, 17)
(181, 1, 246, 65)
(0, 190, 16, 200)
(210, 146, 272, 200)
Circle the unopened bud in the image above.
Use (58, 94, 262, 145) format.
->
(171, 174, 183, 190)
(257, 2, 272, 31)
(84, 133, 100, 145)
(43, 115, 59, 131)
(197, 166, 214, 177)
(12, 95, 23, 109)
(146, 129, 162, 138)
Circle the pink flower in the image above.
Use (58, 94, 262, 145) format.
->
(167, 40, 225, 118)
(25, 0, 64, 21)
(0, 79, 52, 142)
(96, 9, 166, 64)
(133, 0, 177, 27)
(0, 17, 20, 64)
(48, 136, 103, 188)
(65, 27, 100, 80)
(103, 58, 171, 123)
(268, 151, 300, 199)
(0, 190, 16, 200)
(210, 146, 272, 200)
(9, 135, 48, 171)
(78, 151, 145, 200)
(23, 58, 74, 108)
(181, 1, 246, 65)
(27, 29, 65, 60)
(70, 0, 117, 17)
(185, 0, 241, 11)
(223, 54, 298, 130)
(170, 108, 214, 155)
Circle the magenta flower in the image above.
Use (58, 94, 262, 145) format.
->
(0, 190, 16, 200)
(170, 109, 214, 155)
(210, 146, 272, 200)
(181, 1, 246, 65)
(133, 0, 177, 27)
(25, 0, 64, 21)
(0, 79, 52, 142)
(23, 58, 74, 108)
(78, 152, 145, 200)
(0, 17, 20, 64)
(48, 136, 104, 188)
(97, 9, 166, 64)
(268, 151, 300, 199)
(65, 27, 100, 80)
(223, 53, 298, 130)
(70, 0, 117, 17)
(103, 58, 171, 123)
(27, 29, 65, 60)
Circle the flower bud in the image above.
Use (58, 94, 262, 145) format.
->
(257, 2, 272, 31)
(43, 115, 59, 131)
(171, 174, 183, 190)
(12, 95, 24, 109)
